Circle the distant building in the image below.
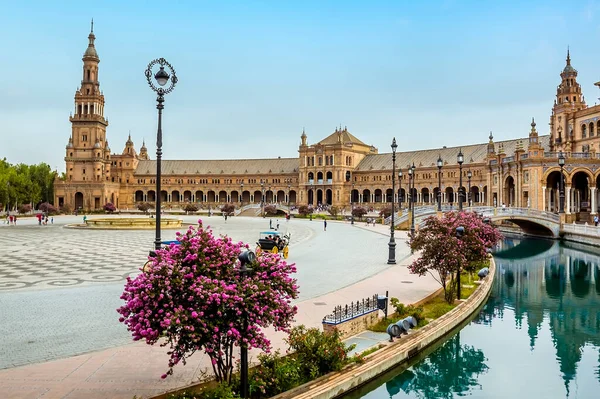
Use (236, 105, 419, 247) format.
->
(54, 28, 600, 223)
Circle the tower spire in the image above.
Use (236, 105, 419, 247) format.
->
(566, 46, 570, 65)
(91, 18, 94, 33)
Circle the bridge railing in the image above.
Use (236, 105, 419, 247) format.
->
(562, 223, 600, 237)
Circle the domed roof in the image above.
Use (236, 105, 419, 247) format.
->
(82, 23, 99, 62)
(562, 49, 576, 74)
(94, 140, 101, 149)
(66, 137, 74, 148)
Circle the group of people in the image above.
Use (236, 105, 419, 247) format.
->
(265, 234, 286, 250)
(4, 214, 17, 225)
(36, 213, 53, 225)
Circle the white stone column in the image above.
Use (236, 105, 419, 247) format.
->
(542, 186, 546, 211)
(566, 186, 571, 214)
(592, 187, 597, 215)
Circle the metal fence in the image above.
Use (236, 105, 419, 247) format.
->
(322, 294, 379, 325)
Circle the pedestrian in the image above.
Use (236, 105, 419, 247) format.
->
(83, 215, 87, 224)
(594, 215, 599, 227)
(51, 217, 54, 224)
(13, 215, 17, 225)
(269, 219, 273, 229)
(324, 219, 327, 231)
(276, 220, 280, 231)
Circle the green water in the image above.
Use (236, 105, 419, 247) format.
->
(346, 238, 600, 399)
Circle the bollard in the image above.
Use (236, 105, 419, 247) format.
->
(478, 267, 490, 279)
(395, 318, 411, 334)
(387, 324, 401, 342)
(404, 316, 418, 328)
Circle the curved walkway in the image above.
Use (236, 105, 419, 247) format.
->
(0, 216, 438, 399)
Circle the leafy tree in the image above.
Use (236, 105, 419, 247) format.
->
(137, 202, 154, 214)
(352, 206, 367, 220)
(183, 203, 199, 214)
(39, 202, 58, 214)
(0, 159, 55, 210)
(328, 206, 340, 217)
(298, 205, 313, 216)
(221, 203, 235, 216)
(103, 202, 116, 213)
(379, 206, 392, 218)
(117, 220, 299, 383)
(18, 204, 32, 214)
(408, 211, 502, 303)
(264, 204, 277, 216)
(60, 203, 73, 214)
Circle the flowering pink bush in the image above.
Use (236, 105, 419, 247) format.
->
(117, 219, 299, 383)
(408, 211, 502, 303)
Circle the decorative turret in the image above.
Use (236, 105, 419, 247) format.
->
(123, 133, 137, 156)
(487, 131, 495, 155)
(139, 139, 149, 160)
(300, 128, 307, 146)
(527, 118, 543, 158)
(66, 137, 74, 149)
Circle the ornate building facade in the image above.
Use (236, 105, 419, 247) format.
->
(55, 30, 600, 223)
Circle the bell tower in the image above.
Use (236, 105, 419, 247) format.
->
(550, 49, 585, 152)
(65, 20, 109, 183)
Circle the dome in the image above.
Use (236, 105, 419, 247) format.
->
(563, 64, 576, 74)
(82, 32, 99, 61)
(94, 141, 101, 149)
(66, 138, 74, 148)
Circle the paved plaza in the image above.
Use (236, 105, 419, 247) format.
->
(0, 214, 438, 398)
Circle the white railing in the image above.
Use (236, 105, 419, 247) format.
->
(562, 223, 600, 237)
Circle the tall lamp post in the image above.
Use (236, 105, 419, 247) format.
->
(287, 184, 291, 209)
(237, 250, 256, 399)
(240, 183, 244, 205)
(388, 138, 398, 265)
(409, 163, 416, 236)
(457, 149, 464, 211)
(437, 155, 443, 211)
(455, 226, 465, 300)
(261, 181, 265, 217)
(145, 58, 178, 250)
(467, 170, 472, 207)
(398, 169, 403, 211)
(558, 152, 565, 213)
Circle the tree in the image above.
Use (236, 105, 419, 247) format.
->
(60, 203, 73, 214)
(39, 202, 57, 214)
(352, 206, 367, 220)
(221, 203, 235, 216)
(379, 206, 392, 219)
(298, 205, 313, 216)
(264, 204, 277, 216)
(408, 211, 502, 303)
(183, 203, 199, 214)
(103, 202, 116, 213)
(328, 206, 340, 217)
(18, 204, 32, 214)
(137, 202, 154, 214)
(117, 220, 299, 383)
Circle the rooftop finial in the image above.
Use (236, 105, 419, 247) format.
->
(489, 131, 493, 141)
(566, 46, 571, 65)
(531, 117, 536, 128)
(91, 18, 94, 33)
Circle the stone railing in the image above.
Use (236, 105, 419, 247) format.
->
(562, 222, 600, 237)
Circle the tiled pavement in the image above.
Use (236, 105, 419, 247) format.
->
(0, 215, 438, 398)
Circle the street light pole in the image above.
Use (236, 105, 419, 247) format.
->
(558, 152, 565, 213)
(237, 250, 256, 399)
(240, 183, 244, 205)
(398, 169, 403, 212)
(455, 226, 465, 300)
(145, 58, 177, 250)
(457, 149, 464, 211)
(287, 184, 291, 209)
(437, 155, 443, 212)
(408, 163, 416, 237)
(467, 170, 472, 207)
(388, 138, 398, 265)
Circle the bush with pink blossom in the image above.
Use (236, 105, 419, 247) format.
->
(117, 219, 299, 383)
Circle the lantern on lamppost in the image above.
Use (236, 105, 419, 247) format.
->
(467, 170, 472, 207)
(558, 152, 565, 213)
(437, 155, 443, 211)
(388, 138, 398, 265)
(457, 149, 464, 211)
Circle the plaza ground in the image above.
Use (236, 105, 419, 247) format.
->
(0, 215, 438, 398)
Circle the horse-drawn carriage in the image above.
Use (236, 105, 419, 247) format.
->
(255, 231, 290, 259)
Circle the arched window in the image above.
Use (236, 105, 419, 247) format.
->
(318, 157, 322, 166)
(582, 124, 587, 138)
(590, 122, 595, 137)
(330, 155, 334, 165)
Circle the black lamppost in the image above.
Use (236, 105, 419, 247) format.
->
(398, 169, 403, 211)
(467, 170, 472, 207)
(261, 181, 265, 217)
(437, 155, 443, 211)
(457, 149, 464, 211)
(240, 183, 244, 205)
(455, 226, 465, 300)
(409, 163, 416, 236)
(145, 58, 177, 250)
(287, 184, 291, 209)
(388, 138, 398, 265)
(237, 250, 256, 399)
(558, 152, 565, 213)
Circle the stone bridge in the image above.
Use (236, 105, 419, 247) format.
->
(388, 205, 562, 238)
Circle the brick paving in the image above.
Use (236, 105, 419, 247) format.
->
(0, 215, 438, 398)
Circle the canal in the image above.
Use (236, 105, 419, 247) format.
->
(345, 238, 600, 399)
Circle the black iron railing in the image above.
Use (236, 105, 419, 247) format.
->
(322, 294, 378, 325)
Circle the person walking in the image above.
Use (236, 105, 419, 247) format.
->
(276, 220, 280, 231)
(323, 219, 327, 231)
(594, 215, 599, 227)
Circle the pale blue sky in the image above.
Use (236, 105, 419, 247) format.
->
(2, 0, 600, 172)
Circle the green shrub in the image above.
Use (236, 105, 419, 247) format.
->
(246, 351, 305, 397)
(165, 384, 239, 399)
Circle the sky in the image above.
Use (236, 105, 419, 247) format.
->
(2, 0, 600, 172)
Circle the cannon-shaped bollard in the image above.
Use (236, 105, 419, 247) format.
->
(404, 316, 418, 328)
(478, 267, 490, 279)
(396, 318, 411, 334)
(387, 324, 401, 342)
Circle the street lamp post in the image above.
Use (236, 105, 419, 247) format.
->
(558, 152, 565, 213)
(145, 58, 178, 250)
(457, 149, 464, 211)
(237, 250, 256, 399)
(240, 183, 244, 205)
(388, 138, 398, 265)
(409, 163, 416, 237)
(437, 155, 443, 211)
(287, 184, 291, 209)
(398, 170, 402, 211)
(455, 226, 465, 300)
(261, 182, 265, 217)
(467, 170, 472, 207)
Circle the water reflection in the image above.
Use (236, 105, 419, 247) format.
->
(351, 238, 600, 398)
(385, 333, 488, 399)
